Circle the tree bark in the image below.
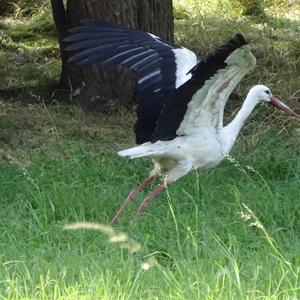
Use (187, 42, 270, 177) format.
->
(51, 0, 174, 111)
(50, 0, 69, 89)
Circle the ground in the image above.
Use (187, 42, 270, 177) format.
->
(0, 1, 300, 299)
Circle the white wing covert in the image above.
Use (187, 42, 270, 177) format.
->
(152, 34, 256, 142)
(177, 46, 256, 136)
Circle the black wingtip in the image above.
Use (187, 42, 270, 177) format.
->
(187, 33, 248, 76)
(232, 33, 247, 46)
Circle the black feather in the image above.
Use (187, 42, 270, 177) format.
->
(65, 20, 181, 144)
(152, 33, 248, 142)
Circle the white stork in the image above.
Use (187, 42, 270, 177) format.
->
(65, 21, 297, 224)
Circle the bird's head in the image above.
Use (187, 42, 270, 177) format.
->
(250, 85, 298, 116)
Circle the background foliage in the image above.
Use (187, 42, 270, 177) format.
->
(0, 0, 50, 15)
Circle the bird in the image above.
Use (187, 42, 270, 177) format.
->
(65, 20, 298, 224)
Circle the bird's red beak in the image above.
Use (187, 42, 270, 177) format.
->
(269, 96, 298, 117)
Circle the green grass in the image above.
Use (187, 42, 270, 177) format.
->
(0, 1, 300, 298)
(0, 5, 60, 100)
(0, 100, 299, 299)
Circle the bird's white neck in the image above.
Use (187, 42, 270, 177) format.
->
(220, 91, 259, 154)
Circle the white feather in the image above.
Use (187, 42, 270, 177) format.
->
(176, 46, 256, 137)
(172, 48, 197, 88)
(118, 141, 168, 159)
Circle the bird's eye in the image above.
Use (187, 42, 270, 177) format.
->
(265, 90, 270, 95)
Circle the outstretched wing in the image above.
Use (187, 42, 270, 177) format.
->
(65, 20, 197, 144)
(152, 34, 256, 142)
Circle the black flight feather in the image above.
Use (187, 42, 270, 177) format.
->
(65, 20, 181, 144)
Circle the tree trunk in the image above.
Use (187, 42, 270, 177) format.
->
(51, 0, 174, 112)
(50, 0, 69, 89)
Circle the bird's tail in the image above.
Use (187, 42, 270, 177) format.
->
(118, 142, 167, 159)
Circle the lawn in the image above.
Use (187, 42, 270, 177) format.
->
(0, 99, 299, 299)
(0, 1, 300, 299)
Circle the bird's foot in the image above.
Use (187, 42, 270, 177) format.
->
(111, 175, 157, 224)
(136, 182, 166, 214)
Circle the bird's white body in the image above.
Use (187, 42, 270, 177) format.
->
(118, 84, 281, 183)
(119, 131, 224, 182)
(118, 46, 261, 183)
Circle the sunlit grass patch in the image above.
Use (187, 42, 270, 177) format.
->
(174, 0, 300, 112)
(174, 0, 300, 20)
(175, 18, 300, 108)
(0, 4, 59, 99)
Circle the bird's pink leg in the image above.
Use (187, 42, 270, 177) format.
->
(136, 182, 167, 214)
(111, 175, 156, 224)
